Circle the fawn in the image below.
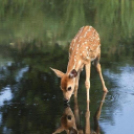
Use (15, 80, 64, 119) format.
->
(50, 26, 108, 103)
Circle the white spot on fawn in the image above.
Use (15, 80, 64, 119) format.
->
(84, 32, 88, 37)
(97, 38, 100, 41)
(78, 60, 81, 65)
(88, 27, 91, 31)
(87, 57, 89, 59)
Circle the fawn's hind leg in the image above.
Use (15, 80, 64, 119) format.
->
(94, 56, 108, 92)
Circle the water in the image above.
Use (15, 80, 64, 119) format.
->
(0, 1, 134, 134)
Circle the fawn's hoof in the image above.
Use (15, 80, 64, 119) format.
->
(103, 87, 108, 92)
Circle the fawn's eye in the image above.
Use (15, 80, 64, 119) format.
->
(67, 87, 71, 91)
(67, 115, 72, 120)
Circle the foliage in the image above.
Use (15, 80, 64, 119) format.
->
(0, 0, 134, 49)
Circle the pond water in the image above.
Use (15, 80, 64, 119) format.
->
(0, 1, 134, 134)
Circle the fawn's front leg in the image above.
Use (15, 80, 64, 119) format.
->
(85, 62, 91, 102)
(74, 71, 81, 98)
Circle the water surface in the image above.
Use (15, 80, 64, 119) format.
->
(0, 1, 134, 134)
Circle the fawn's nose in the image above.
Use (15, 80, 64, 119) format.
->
(64, 98, 69, 104)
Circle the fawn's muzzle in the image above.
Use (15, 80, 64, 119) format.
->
(64, 98, 69, 104)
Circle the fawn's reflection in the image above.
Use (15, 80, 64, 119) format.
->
(53, 93, 107, 134)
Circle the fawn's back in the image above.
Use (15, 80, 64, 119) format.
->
(70, 26, 100, 62)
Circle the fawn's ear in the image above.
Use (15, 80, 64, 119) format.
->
(50, 67, 65, 78)
(69, 69, 77, 78)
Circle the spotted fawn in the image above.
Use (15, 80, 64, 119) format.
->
(50, 26, 108, 103)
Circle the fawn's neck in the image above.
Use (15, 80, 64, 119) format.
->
(66, 53, 83, 75)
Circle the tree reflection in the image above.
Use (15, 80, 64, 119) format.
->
(0, 43, 69, 134)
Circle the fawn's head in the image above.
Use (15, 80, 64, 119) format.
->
(50, 68, 77, 103)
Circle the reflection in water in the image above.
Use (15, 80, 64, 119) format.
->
(0, 87, 12, 106)
(53, 93, 107, 134)
(0, 87, 12, 126)
(0, 41, 133, 134)
(104, 65, 134, 92)
(15, 66, 29, 82)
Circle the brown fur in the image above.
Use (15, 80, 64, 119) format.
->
(61, 75, 68, 91)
